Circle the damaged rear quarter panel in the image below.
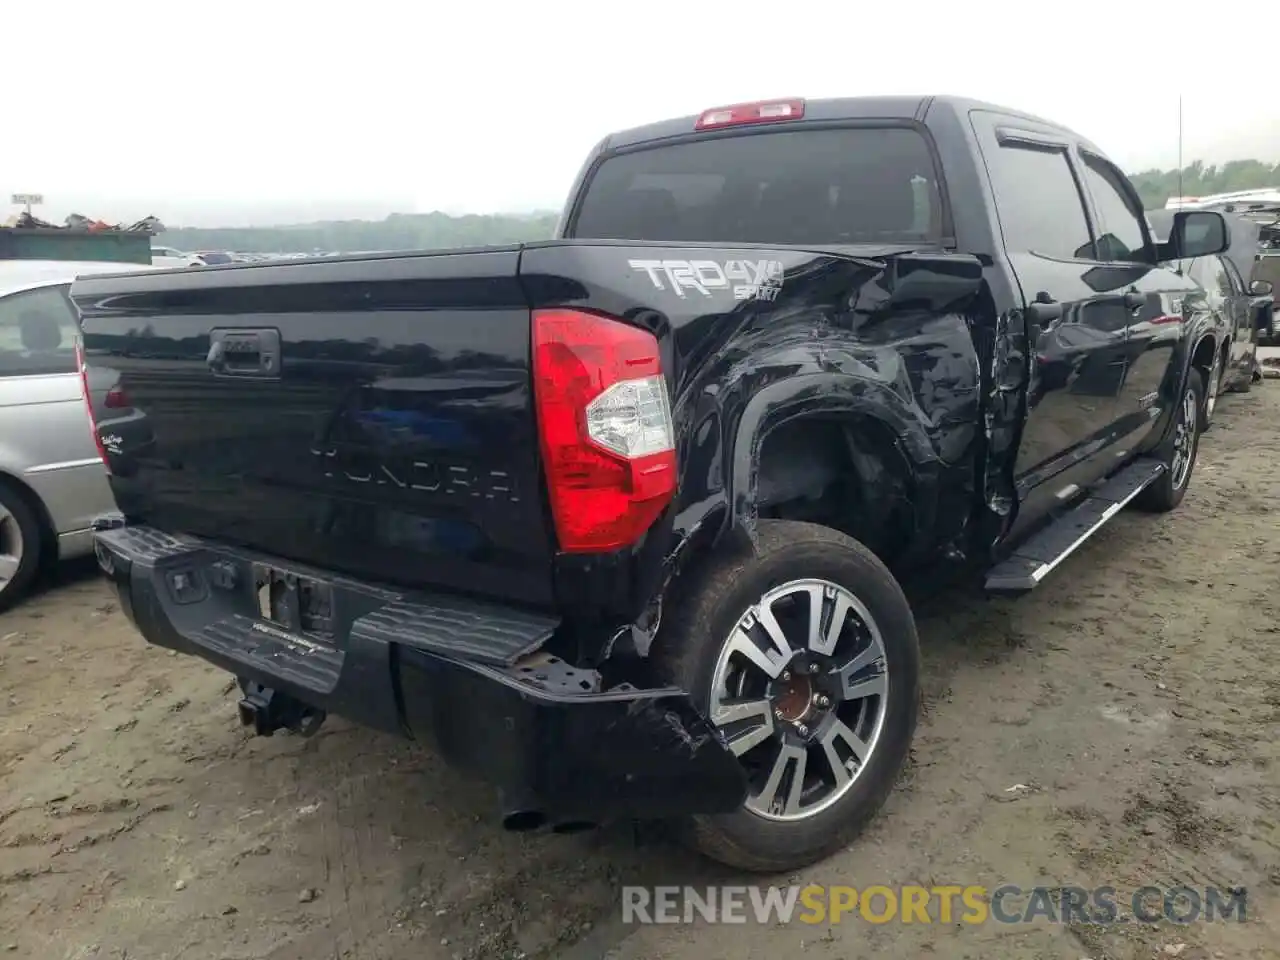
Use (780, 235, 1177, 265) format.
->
(519, 243, 989, 630)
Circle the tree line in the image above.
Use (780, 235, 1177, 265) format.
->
(159, 159, 1279, 254)
(162, 210, 560, 255)
(1129, 158, 1279, 210)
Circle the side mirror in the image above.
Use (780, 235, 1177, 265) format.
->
(1250, 279, 1274, 297)
(1160, 211, 1229, 260)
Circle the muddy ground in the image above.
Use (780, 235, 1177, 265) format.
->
(3, 381, 1279, 960)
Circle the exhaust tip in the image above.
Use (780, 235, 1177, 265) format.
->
(502, 809, 547, 832)
(551, 820, 598, 835)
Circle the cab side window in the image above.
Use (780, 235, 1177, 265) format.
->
(0, 284, 81, 377)
(1079, 154, 1151, 264)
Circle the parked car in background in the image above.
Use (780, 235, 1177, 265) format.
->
(1162, 188, 1280, 349)
(150, 244, 191, 269)
(0, 259, 158, 610)
(1148, 210, 1274, 426)
(1255, 253, 1280, 344)
(190, 251, 235, 267)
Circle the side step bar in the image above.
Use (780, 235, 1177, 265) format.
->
(985, 458, 1165, 593)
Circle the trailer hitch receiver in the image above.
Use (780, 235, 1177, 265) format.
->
(236, 681, 326, 737)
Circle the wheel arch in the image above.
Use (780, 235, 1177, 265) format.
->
(726, 374, 943, 564)
(1189, 330, 1219, 379)
(653, 376, 943, 644)
(1152, 327, 1219, 448)
(752, 415, 920, 568)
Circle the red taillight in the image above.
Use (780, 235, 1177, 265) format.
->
(532, 309, 677, 553)
(74, 339, 109, 467)
(104, 385, 129, 408)
(695, 98, 805, 130)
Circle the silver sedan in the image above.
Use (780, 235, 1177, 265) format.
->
(0, 259, 158, 610)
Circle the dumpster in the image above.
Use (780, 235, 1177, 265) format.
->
(0, 227, 155, 264)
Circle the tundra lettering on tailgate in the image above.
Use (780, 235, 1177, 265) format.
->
(311, 446, 520, 503)
(628, 258, 785, 302)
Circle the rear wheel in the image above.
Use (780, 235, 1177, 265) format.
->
(1136, 369, 1203, 513)
(656, 520, 919, 872)
(0, 485, 41, 613)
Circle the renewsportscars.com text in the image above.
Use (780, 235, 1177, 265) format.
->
(621, 884, 1247, 926)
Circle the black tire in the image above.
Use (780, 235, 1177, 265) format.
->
(0, 483, 43, 614)
(654, 520, 920, 872)
(1199, 351, 1225, 431)
(1135, 368, 1203, 514)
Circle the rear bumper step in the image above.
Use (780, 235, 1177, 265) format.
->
(93, 524, 747, 822)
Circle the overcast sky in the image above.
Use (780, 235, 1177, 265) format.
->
(7, 0, 1274, 227)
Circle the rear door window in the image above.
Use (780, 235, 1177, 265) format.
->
(0, 284, 80, 377)
(570, 126, 945, 245)
(982, 142, 1094, 261)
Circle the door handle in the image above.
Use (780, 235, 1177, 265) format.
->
(206, 339, 226, 372)
(206, 328, 281, 378)
(208, 336, 263, 372)
(1123, 290, 1146, 311)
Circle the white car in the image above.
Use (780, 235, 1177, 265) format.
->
(188, 251, 236, 267)
(150, 244, 193, 269)
(0, 259, 159, 610)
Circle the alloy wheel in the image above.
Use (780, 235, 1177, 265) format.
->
(708, 578, 889, 822)
(1171, 384, 1197, 490)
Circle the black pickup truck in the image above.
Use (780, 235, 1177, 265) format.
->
(73, 95, 1230, 872)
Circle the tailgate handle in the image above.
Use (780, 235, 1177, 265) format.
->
(207, 328, 281, 378)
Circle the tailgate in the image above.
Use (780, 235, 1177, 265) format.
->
(72, 250, 556, 606)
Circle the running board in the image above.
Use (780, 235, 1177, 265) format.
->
(985, 458, 1165, 593)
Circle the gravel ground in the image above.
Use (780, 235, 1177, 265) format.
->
(2, 378, 1278, 960)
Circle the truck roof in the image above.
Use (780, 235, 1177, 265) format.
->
(603, 94, 1095, 153)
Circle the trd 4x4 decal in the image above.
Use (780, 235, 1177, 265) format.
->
(628, 258, 785, 302)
